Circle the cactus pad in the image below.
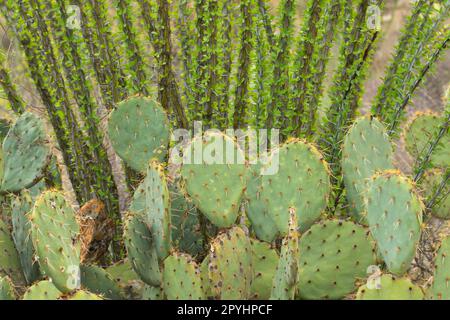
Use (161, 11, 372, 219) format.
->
(30, 190, 81, 293)
(0, 276, 15, 300)
(141, 161, 171, 259)
(65, 290, 103, 300)
(245, 165, 278, 242)
(1, 112, 50, 192)
(163, 252, 204, 300)
(108, 96, 170, 172)
(250, 239, 279, 300)
(259, 139, 331, 235)
(356, 274, 424, 300)
(170, 185, 204, 256)
(22, 280, 62, 300)
(0, 219, 25, 286)
(200, 256, 213, 299)
(181, 131, 247, 228)
(208, 226, 253, 299)
(270, 209, 299, 300)
(11, 191, 41, 284)
(342, 116, 394, 221)
(365, 171, 423, 275)
(141, 285, 163, 300)
(430, 236, 450, 300)
(81, 265, 123, 300)
(123, 212, 161, 286)
(106, 259, 140, 285)
(298, 219, 376, 299)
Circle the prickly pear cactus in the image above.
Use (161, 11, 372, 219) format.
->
(250, 239, 278, 300)
(65, 290, 103, 300)
(404, 112, 449, 168)
(170, 185, 204, 256)
(123, 212, 161, 286)
(259, 139, 331, 235)
(298, 220, 376, 300)
(0, 219, 25, 286)
(22, 280, 62, 300)
(208, 226, 253, 299)
(356, 274, 424, 300)
(245, 165, 279, 242)
(200, 256, 213, 299)
(0, 276, 15, 300)
(108, 96, 170, 172)
(420, 168, 449, 219)
(430, 236, 450, 300)
(11, 191, 41, 284)
(132, 182, 204, 257)
(106, 259, 143, 299)
(141, 285, 163, 300)
(270, 209, 299, 300)
(30, 191, 81, 293)
(162, 252, 204, 300)
(342, 116, 394, 221)
(1, 112, 50, 192)
(365, 171, 423, 275)
(80, 265, 123, 300)
(181, 131, 247, 228)
(140, 160, 171, 259)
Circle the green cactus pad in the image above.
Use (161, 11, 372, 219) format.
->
(430, 236, 450, 300)
(1, 112, 50, 192)
(404, 112, 449, 168)
(11, 191, 41, 284)
(106, 259, 141, 286)
(356, 274, 424, 300)
(181, 131, 247, 228)
(200, 256, 213, 299)
(132, 182, 204, 257)
(30, 191, 81, 293)
(80, 265, 123, 300)
(0, 219, 25, 286)
(142, 161, 171, 259)
(163, 252, 204, 300)
(170, 184, 204, 256)
(123, 212, 161, 286)
(420, 168, 449, 219)
(250, 239, 279, 300)
(66, 290, 103, 300)
(108, 96, 170, 172)
(0, 276, 15, 300)
(259, 139, 331, 235)
(342, 116, 394, 221)
(141, 285, 163, 300)
(105, 259, 143, 299)
(245, 165, 279, 242)
(298, 219, 376, 299)
(208, 226, 253, 299)
(366, 171, 423, 275)
(22, 280, 62, 300)
(271, 209, 299, 300)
